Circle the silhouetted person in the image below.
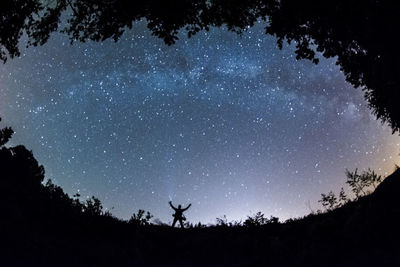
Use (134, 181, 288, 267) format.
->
(169, 201, 191, 228)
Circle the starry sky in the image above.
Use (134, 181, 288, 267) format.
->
(0, 21, 399, 224)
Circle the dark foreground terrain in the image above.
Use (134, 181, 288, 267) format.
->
(1, 168, 399, 266)
(0, 121, 399, 266)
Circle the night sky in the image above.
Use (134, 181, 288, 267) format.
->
(0, 22, 399, 224)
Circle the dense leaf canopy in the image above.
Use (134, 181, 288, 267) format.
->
(1, 0, 399, 131)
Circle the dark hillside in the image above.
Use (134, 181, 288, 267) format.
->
(373, 168, 400, 204)
(1, 169, 399, 266)
(1, 120, 399, 266)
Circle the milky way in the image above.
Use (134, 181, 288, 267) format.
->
(0, 22, 399, 223)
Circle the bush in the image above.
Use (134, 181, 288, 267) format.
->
(129, 209, 153, 226)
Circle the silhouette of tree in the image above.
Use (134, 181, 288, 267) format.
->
(244, 212, 279, 226)
(216, 215, 229, 226)
(345, 168, 383, 198)
(267, 215, 279, 224)
(0, 119, 13, 146)
(318, 191, 338, 211)
(215, 215, 242, 227)
(0, 118, 47, 227)
(267, 1, 400, 132)
(0, 1, 399, 131)
(0, 118, 45, 200)
(83, 196, 104, 216)
(244, 211, 268, 226)
(0, 0, 46, 63)
(319, 168, 383, 211)
(0, 116, 113, 226)
(129, 209, 153, 226)
(338, 187, 348, 205)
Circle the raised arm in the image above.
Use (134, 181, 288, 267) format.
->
(183, 203, 191, 211)
(169, 201, 177, 210)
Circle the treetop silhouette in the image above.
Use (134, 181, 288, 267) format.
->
(1, 1, 399, 131)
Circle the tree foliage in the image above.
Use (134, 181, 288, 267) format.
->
(0, 118, 13, 146)
(0, 1, 399, 131)
(318, 191, 338, 211)
(345, 168, 382, 198)
(0, 117, 111, 222)
(215, 215, 242, 227)
(0, 0, 42, 62)
(83, 196, 104, 216)
(129, 209, 153, 226)
(318, 187, 349, 211)
(244, 212, 279, 227)
(319, 168, 384, 211)
(0, 119, 45, 199)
